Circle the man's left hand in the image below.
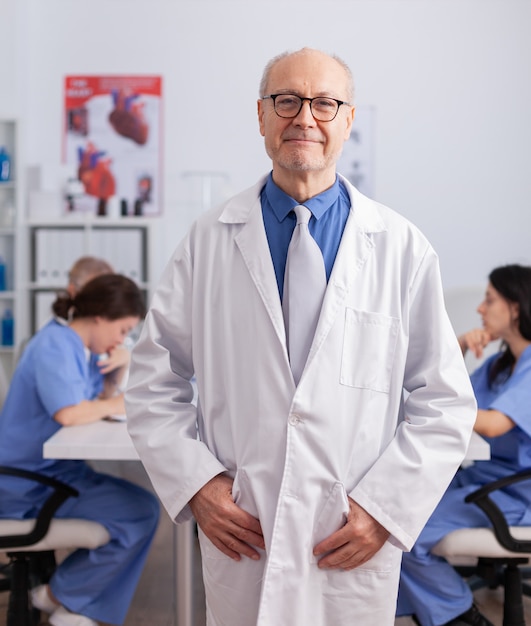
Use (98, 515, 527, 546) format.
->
(313, 497, 390, 570)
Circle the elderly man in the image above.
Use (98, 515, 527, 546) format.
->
(126, 48, 477, 625)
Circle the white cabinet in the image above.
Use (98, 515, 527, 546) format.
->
(0, 119, 22, 382)
(27, 217, 155, 333)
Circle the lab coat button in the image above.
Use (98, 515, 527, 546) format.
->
(288, 414, 301, 426)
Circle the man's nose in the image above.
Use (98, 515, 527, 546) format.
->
(293, 100, 316, 126)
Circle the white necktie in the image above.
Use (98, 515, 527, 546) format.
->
(282, 205, 327, 384)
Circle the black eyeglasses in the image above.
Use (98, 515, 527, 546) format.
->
(262, 93, 351, 122)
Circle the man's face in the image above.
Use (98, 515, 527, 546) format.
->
(258, 50, 355, 177)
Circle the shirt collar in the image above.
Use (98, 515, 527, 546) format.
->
(264, 172, 341, 222)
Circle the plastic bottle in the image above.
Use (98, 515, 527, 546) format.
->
(0, 256, 6, 291)
(0, 147, 11, 182)
(134, 199, 143, 216)
(1, 309, 14, 346)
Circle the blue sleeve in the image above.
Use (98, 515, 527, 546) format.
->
(472, 349, 531, 438)
(33, 331, 89, 418)
(89, 353, 105, 398)
(490, 368, 531, 437)
(469, 354, 496, 400)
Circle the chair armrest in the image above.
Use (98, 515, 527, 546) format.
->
(465, 468, 531, 553)
(0, 465, 79, 549)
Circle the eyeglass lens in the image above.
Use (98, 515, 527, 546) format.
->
(273, 95, 340, 121)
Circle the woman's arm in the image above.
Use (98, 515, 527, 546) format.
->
(474, 408, 515, 438)
(98, 345, 131, 398)
(54, 394, 125, 426)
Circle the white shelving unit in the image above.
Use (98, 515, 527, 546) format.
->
(26, 215, 156, 334)
(0, 119, 23, 382)
(0, 118, 158, 387)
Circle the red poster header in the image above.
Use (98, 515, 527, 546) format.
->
(64, 75, 162, 108)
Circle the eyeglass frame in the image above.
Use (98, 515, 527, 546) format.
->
(262, 93, 352, 122)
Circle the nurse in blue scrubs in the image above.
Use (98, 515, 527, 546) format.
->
(397, 264, 531, 626)
(0, 274, 160, 626)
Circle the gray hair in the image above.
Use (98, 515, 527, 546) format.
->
(68, 255, 114, 292)
(258, 48, 355, 104)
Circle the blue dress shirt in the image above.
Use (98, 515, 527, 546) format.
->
(260, 173, 351, 297)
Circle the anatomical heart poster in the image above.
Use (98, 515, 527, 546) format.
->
(63, 75, 162, 216)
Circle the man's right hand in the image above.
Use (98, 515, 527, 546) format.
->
(189, 474, 265, 561)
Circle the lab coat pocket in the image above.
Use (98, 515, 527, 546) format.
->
(310, 481, 349, 563)
(340, 308, 399, 392)
(356, 537, 400, 574)
(198, 470, 258, 562)
(232, 469, 259, 519)
(197, 525, 226, 561)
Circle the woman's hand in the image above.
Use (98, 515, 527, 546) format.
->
(99, 346, 130, 398)
(458, 328, 493, 358)
(98, 345, 130, 374)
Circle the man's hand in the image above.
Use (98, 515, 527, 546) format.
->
(313, 497, 389, 570)
(189, 474, 265, 562)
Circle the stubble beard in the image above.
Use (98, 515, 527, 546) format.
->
(267, 143, 342, 173)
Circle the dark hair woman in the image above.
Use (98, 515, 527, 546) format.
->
(0, 273, 158, 626)
(398, 264, 531, 626)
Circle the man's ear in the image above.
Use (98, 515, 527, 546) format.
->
(258, 99, 266, 137)
(343, 106, 355, 141)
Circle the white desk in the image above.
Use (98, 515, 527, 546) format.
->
(43, 421, 491, 464)
(44, 420, 139, 461)
(466, 430, 490, 461)
(43, 421, 194, 626)
(43, 423, 490, 626)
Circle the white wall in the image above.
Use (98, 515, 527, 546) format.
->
(1, 0, 530, 288)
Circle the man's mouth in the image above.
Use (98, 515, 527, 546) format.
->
(282, 133, 320, 143)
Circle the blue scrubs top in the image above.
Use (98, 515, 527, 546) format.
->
(470, 345, 531, 473)
(0, 321, 160, 625)
(460, 345, 531, 523)
(0, 319, 103, 477)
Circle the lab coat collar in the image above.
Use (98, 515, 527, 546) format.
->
(337, 173, 387, 234)
(218, 173, 387, 235)
(218, 176, 269, 224)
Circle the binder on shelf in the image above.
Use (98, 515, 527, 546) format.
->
(33, 291, 57, 332)
(91, 228, 145, 283)
(34, 228, 85, 286)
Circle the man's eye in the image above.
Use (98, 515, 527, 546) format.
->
(277, 96, 298, 106)
(314, 98, 335, 109)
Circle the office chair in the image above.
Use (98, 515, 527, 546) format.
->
(0, 465, 110, 626)
(433, 469, 531, 626)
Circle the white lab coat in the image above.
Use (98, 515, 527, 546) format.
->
(126, 174, 477, 626)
